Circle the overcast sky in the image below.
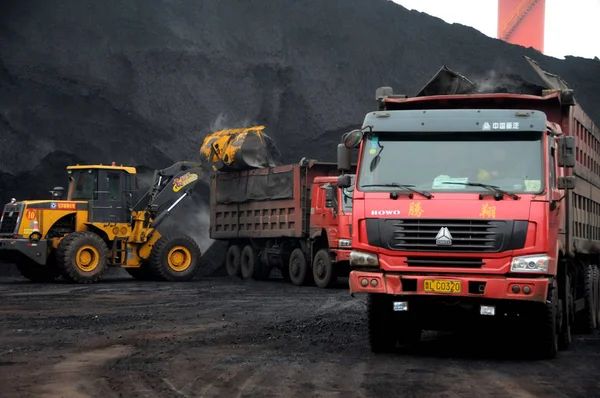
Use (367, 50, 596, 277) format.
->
(393, 0, 600, 60)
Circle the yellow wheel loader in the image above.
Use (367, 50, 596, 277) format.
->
(0, 161, 204, 283)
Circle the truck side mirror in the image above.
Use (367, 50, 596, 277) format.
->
(338, 174, 352, 188)
(557, 136, 576, 168)
(558, 176, 576, 190)
(337, 144, 352, 172)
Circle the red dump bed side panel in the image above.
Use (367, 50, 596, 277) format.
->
(209, 161, 341, 240)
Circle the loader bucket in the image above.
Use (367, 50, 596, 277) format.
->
(200, 126, 279, 172)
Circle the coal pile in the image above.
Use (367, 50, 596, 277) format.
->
(1, 0, 599, 275)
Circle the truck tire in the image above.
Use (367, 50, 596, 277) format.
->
(368, 294, 397, 353)
(575, 264, 597, 333)
(288, 248, 310, 286)
(16, 255, 61, 283)
(240, 245, 259, 280)
(312, 249, 337, 288)
(226, 245, 242, 277)
(558, 273, 572, 351)
(593, 265, 600, 326)
(148, 234, 201, 282)
(531, 286, 559, 360)
(56, 231, 109, 284)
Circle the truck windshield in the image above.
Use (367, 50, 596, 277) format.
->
(357, 131, 544, 194)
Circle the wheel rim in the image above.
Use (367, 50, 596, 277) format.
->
(167, 246, 192, 272)
(76, 245, 100, 272)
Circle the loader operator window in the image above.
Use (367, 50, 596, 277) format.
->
(70, 170, 98, 200)
(357, 130, 544, 194)
(107, 172, 121, 201)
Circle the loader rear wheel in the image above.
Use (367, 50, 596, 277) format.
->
(148, 234, 201, 282)
(56, 231, 109, 284)
(312, 249, 337, 288)
(240, 245, 259, 280)
(226, 245, 242, 277)
(16, 254, 61, 283)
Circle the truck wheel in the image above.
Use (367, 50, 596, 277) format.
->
(148, 234, 201, 282)
(575, 264, 597, 333)
(558, 274, 572, 350)
(240, 245, 258, 280)
(226, 245, 242, 277)
(593, 265, 600, 326)
(368, 294, 397, 353)
(288, 248, 310, 286)
(16, 255, 61, 283)
(312, 249, 337, 288)
(56, 231, 109, 284)
(531, 286, 559, 360)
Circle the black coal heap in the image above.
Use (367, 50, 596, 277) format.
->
(0, 1, 599, 262)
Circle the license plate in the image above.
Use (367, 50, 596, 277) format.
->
(423, 279, 461, 293)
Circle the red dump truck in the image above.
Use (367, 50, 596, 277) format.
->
(336, 56, 600, 359)
(209, 158, 356, 288)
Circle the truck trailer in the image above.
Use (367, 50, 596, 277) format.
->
(209, 158, 355, 288)
(336, 56, 600, 359)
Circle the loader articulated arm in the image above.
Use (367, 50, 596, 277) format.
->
(132, 161, 204, 229)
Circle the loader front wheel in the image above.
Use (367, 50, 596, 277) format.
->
(56, 231, 109, 284)
(16, 253, 61, 283)
(149, 234, 201, 282)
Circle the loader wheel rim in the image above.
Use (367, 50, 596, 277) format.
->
(167, 246, 192, 272)
(76, 245, 100, 272)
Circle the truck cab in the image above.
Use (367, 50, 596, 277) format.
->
(335, 58, 600, 359)
(309, 175, 355, 287)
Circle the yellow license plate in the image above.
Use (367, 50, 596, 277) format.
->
(423, 279, 461, 293)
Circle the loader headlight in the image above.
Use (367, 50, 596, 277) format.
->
(349, 251, 379, 267)
(510, 254, 549, 273)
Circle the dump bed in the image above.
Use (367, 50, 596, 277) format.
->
(210, 160, 342, 239)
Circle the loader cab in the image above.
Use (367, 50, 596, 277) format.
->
(66, 164, 138, 223)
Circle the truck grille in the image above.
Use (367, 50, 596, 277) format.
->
(365, 218, 528, 253)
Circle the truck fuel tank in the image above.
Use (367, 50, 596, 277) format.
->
(200, 126, 279, 172)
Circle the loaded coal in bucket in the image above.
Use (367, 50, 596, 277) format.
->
(200, 126, 280, 172)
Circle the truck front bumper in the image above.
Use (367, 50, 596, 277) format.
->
(0, 238, 48, 265)
(349, 270, 549, 303)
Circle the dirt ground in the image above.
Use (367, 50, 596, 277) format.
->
(0, 273, 599, 398)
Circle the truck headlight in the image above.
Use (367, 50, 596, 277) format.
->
(339, 239, 352, 247)
(510, 254, 549, 273)
(349, 251, 379, 267)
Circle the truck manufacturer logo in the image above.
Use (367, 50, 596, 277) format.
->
(173, 172, 199, 192)
(435, 227, 452, 246)
(370, 209, 401, 216)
